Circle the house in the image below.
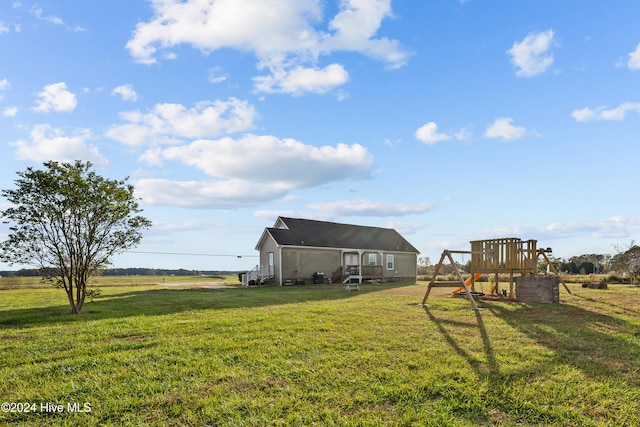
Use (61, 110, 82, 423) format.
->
(243, 217, 420, 286)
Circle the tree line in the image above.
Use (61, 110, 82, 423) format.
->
(0, 267, 239, 278)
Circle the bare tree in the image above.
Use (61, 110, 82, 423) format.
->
(612, 241, 640, 285)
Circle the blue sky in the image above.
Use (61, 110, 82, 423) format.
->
(1, 0, 639, 271)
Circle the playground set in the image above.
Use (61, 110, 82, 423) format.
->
(422, 237, 571, 309)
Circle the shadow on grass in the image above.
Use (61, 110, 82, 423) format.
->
(571, 290, 640, 316)
(485, 302, 640, 385)
(0, 282, 414, 328)
(425, 299, 640, 388)
(424, 306, 499, 376)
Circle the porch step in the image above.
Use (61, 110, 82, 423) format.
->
(345, 283, 360, 291)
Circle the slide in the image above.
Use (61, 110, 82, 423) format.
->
(451, 273, 483, 296)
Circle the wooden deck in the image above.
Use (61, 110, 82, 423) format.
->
(338, 265, 384, 283)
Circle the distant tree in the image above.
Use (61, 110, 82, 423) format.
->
(560, 260, 578, 274)
(0, 161, 152, 313)
(536, 257, 562, 274)
(612, 241, 640, 285)
(568, 254, 608, 274)
(578, 261, 595, 275)
(417, 256, 432, 276)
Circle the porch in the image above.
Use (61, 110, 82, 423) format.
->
(332, 265, 384, 284)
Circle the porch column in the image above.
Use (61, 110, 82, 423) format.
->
(278, 246, 283, 286)
(358, 250, 364, 284)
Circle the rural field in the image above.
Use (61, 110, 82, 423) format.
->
(1, 277, 639, 426)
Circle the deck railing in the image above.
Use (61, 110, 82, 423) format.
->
(338, 265, 384, 283)
(241, 264, 274, 286)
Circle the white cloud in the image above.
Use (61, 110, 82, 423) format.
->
(126, 0, 322, 63)
(543, 216, 640, 239)
(253, 63, 349, 95)
(571, 102, 640, 122)
(10, 124, 108, 167)
(477, 216, 640, 242)
(484, 117, 527, 141)
(415, 122, 452, 144)
(3, 106, 18, 117)
(321, 0, 408, 68)
(30, 6, 63, 25)
(305, 199, 433, 217)
(134, 133, 375, 208)
(0, 21, 10, 35)
(151, 134, 374, 188)
(415, 122, 472, 144)
(126, 0, 407, 95)
(208, 66, 228, 84)
(111, 84, 138, 102)
(0, 78, 8, 101)
(106, 98, 258, 146)
(465, 216, 640, 249)
(33, 82, 77, 113)
(628, 43, 640, 70)
(453, 126, 473, 142)
(507, 29, 555, 77)
(135, 178, 289, 209)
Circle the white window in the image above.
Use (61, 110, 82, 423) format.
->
(368, 253, 376, 265)
(386, 254, 394, 270)
(268, 252, 274, 267)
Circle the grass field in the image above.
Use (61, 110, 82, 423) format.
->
(1, 279, 639, 426)
(0, 274, 239, 289)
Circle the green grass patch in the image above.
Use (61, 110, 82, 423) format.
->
(1, 281, 639, 426)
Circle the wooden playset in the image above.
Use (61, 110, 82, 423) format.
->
(422, 238, 570, 308)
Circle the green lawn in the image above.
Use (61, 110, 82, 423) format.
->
(1, 280, 639, 426)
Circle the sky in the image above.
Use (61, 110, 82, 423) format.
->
(1, 0, 640, 272)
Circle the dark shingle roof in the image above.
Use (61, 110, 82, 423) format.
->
(265, 217, 419, 253)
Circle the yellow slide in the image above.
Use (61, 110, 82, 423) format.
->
(451, 273, 483, 296)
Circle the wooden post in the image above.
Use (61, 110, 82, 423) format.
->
(539, 251, 572, 294)
(422, 250, 480, 309)
(422, 252, 446, 304)
(509, 271, 514, 299)
(446, 251, 479, 310)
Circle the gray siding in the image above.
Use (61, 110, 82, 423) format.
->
(281, 248, 341, 282)
(259, 235, 280, 284)
(383, 252, 417, 283)
(279, 248, 416, 283)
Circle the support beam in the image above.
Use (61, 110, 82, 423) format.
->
(538, 250, 572, 294)
(422, 250, 479, 309)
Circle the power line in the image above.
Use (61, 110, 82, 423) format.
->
(128, 250, 258, 258)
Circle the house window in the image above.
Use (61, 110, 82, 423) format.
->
(386, 254, 394, 270)
(368, 253, 376, 265)
(268, 252, 274, 267)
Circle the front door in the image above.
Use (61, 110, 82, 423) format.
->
(344, 253, 359, 267)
